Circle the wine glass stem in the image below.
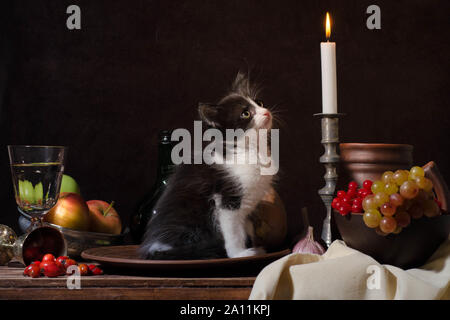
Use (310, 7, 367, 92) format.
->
(28, 217, 43, 232)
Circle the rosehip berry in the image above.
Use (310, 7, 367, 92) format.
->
(40, 260, 54, 272)
(348, 181, 358, 190)
(91, 267, 104, 276)
(43, 263, 66, 277)
(337, 191, 346, 199)
(363, 180, 373, 190)
(64, 259, 77, 270)
(42, 254, 55, 262)
(40, 261, 60, 277)
(23, 265, 33, 276)
(78, 264, 90, 276)
(56, 256, 68, 268)
(29, 264, 41, 278)
(46, 267, 63, 277)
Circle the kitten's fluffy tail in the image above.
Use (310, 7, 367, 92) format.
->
(138, 239, 227, 260)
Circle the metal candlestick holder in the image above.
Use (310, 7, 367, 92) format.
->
(314, 113, 345, 247)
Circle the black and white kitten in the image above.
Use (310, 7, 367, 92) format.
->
(139, 73, 275, 259)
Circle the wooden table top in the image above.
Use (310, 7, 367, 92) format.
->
(0, 265, 256, 300)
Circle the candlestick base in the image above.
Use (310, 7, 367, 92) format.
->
(314, 113, 345, 247)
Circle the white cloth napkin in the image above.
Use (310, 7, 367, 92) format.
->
(249, 239, 450, 300)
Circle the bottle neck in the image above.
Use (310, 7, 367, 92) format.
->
(155, 141, 174, 184)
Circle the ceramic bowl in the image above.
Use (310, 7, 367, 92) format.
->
(334, 212, 450, 268)
(335, 143, 450, 268)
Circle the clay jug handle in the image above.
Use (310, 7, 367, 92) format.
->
(423, 161, 449, 213)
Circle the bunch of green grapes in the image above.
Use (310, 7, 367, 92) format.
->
(362, 166, 441, 235)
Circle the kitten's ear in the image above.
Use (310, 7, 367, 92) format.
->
(231, 71, 259, 98)
(198, 103, 221, 128)
(231, 72, 250, 96)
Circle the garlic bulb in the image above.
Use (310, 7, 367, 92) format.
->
(292, 226, 325, 255)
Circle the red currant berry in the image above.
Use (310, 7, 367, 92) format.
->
(351, 203, 362, 213)
(341, 196, 352, 206)
(337, 191, 346, 199)
(348, 181, 358, 190)
(352, 197, 362, 207)
(332, 198, 339, 209)
(347, 189, 357, 199)
(338, 205, 351, 216)
(360, 189, 371, 199)
(363, 180, 373, 190)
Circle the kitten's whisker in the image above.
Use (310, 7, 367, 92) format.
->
(271, 114, 288, 129)
(268, 105, 288, 115)
(265, 103, 287, 129)
(270, 110, 287, 116)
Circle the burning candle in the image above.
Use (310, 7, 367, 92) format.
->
(320, 12, 337, 114)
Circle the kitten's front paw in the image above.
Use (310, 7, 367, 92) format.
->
(233, 247, 266, 258)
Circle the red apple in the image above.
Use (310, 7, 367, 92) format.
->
(87, 200, 122, 235)
(44, 192, 90, 231)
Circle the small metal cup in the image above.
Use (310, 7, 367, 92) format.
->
(0, 224, 67, 266)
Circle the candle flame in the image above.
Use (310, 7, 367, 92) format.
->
(325, 12, 331, 40)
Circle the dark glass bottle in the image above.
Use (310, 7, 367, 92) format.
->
(130, 130, 175, 243)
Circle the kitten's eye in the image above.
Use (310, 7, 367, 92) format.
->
(241, 110, 251, 119)
(255, 100, 264, 107)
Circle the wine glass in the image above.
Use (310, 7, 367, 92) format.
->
(7, 145, 67, 231)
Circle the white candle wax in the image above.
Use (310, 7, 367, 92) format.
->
(320, 41, 337, 114)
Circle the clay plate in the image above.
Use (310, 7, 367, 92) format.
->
(81, 245, 290, 275)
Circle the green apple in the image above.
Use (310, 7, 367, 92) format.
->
(34, 182, 43, 203)
(18, 180, 35, 204)
(17, 175, 80, 205)
(60, 174, 81, 195)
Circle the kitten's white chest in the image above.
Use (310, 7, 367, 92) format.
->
(216, 160, 273, 258)
(228, 163, 273, 208)
(213, 146, 273, 205)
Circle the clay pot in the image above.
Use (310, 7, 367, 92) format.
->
(339, 143, 413, 187)
(335, 143, 450, 269)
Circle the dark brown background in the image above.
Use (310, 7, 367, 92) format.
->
(0, 1, 449, 244)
